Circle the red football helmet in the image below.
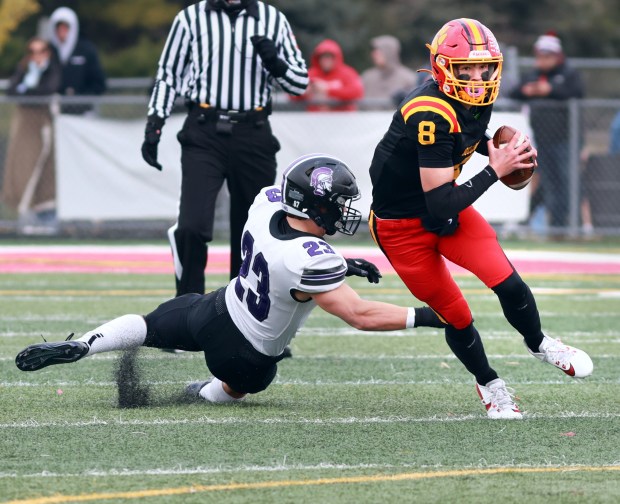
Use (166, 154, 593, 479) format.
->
(426, 18, 503, 106)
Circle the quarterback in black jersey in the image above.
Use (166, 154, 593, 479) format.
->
(371, 78, 494, 220)
(369, 18, 593, 419)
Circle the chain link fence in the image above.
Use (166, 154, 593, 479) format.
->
(0, 92, 619, 240)
(493, 98, 620, 239)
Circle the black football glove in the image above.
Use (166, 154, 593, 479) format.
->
(250, 35, 288, 78)
(345, 258, 382, 284)
(141, 115, 165, 171)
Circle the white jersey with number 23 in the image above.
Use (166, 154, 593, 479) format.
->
(225, 186, 348, 357)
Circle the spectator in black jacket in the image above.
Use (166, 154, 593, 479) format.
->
(49, 6, 106, 113)
(509, 32, 584, 230)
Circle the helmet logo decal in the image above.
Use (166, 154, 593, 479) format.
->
(310, 167, 333, 196)
(431, 25, 450, 50)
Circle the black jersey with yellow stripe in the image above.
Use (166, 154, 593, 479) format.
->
(369, 80, 493, 219)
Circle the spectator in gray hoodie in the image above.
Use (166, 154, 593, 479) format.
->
(49, 6, 106, 113)
(361, 35, 418, 107)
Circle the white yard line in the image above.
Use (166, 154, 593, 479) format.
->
(1, 411, 618, 431)
(0, 411, 620, 429)
(1, 461, 618, 480)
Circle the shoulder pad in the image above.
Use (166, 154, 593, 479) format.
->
(401, 96, 461, 133)
(287, 242, 347, 293)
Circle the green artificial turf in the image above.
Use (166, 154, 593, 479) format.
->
(0, 270, 619, 504)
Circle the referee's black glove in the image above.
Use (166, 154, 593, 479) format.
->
(345, 258, 382, 284)
(141, 115, 165, 171)
(250, 35, 288, 78)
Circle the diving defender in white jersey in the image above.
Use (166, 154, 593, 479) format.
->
(16, 154, 445, 403)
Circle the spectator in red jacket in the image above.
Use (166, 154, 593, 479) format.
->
(292, 39, 363, 111)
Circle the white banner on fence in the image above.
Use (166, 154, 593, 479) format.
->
(55, 111, 531, 222)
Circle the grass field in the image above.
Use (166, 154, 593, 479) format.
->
(1, 265, 619, 503)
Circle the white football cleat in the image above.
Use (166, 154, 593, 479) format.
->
(527, 335, 593, 378)
(476, 378, 523, 420)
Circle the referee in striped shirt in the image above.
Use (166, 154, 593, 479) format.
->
(142, 0, 308, 296)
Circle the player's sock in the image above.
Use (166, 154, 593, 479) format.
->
(199, 378, 243, 403)
(414, 306, 447, 328)
(492, 271, 544, 352)
(77, 315, 147, 355)
(445, 323, 498, 385)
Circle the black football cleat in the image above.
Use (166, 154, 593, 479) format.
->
(15, 341, 89, 371)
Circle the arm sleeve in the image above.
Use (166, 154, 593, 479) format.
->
(273, 14, 309, 96)
(147, 14, 191, 118)
(424, 166, 499, 219)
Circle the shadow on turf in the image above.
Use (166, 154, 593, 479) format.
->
(114, 348, 277, 409)
(114, 348, 201, 408)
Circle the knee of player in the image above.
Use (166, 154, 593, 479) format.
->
(492, 271, 528, 301)
(222, 381, 246, 399)
(432, 299, 472, 330)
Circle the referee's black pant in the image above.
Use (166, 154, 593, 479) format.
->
(170, 106, 280, 296)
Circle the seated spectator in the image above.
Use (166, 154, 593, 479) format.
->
(1, 37, 61, 223)
(361, 35, 418, 107)
(49, 6, 106, 113)
(291, 39, 363, 111)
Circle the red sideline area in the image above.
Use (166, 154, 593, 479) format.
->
(1, 245, 620, 275)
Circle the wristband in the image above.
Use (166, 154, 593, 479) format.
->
(406, 307, 416, 329)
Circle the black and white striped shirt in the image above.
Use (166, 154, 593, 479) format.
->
(148, 1, 308, 117)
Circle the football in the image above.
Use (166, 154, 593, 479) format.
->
(492, 125, 535, 190)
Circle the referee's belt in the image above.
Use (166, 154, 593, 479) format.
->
(189, 103, 270, 123)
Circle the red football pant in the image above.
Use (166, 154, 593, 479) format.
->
(369, 206, 514, 329)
